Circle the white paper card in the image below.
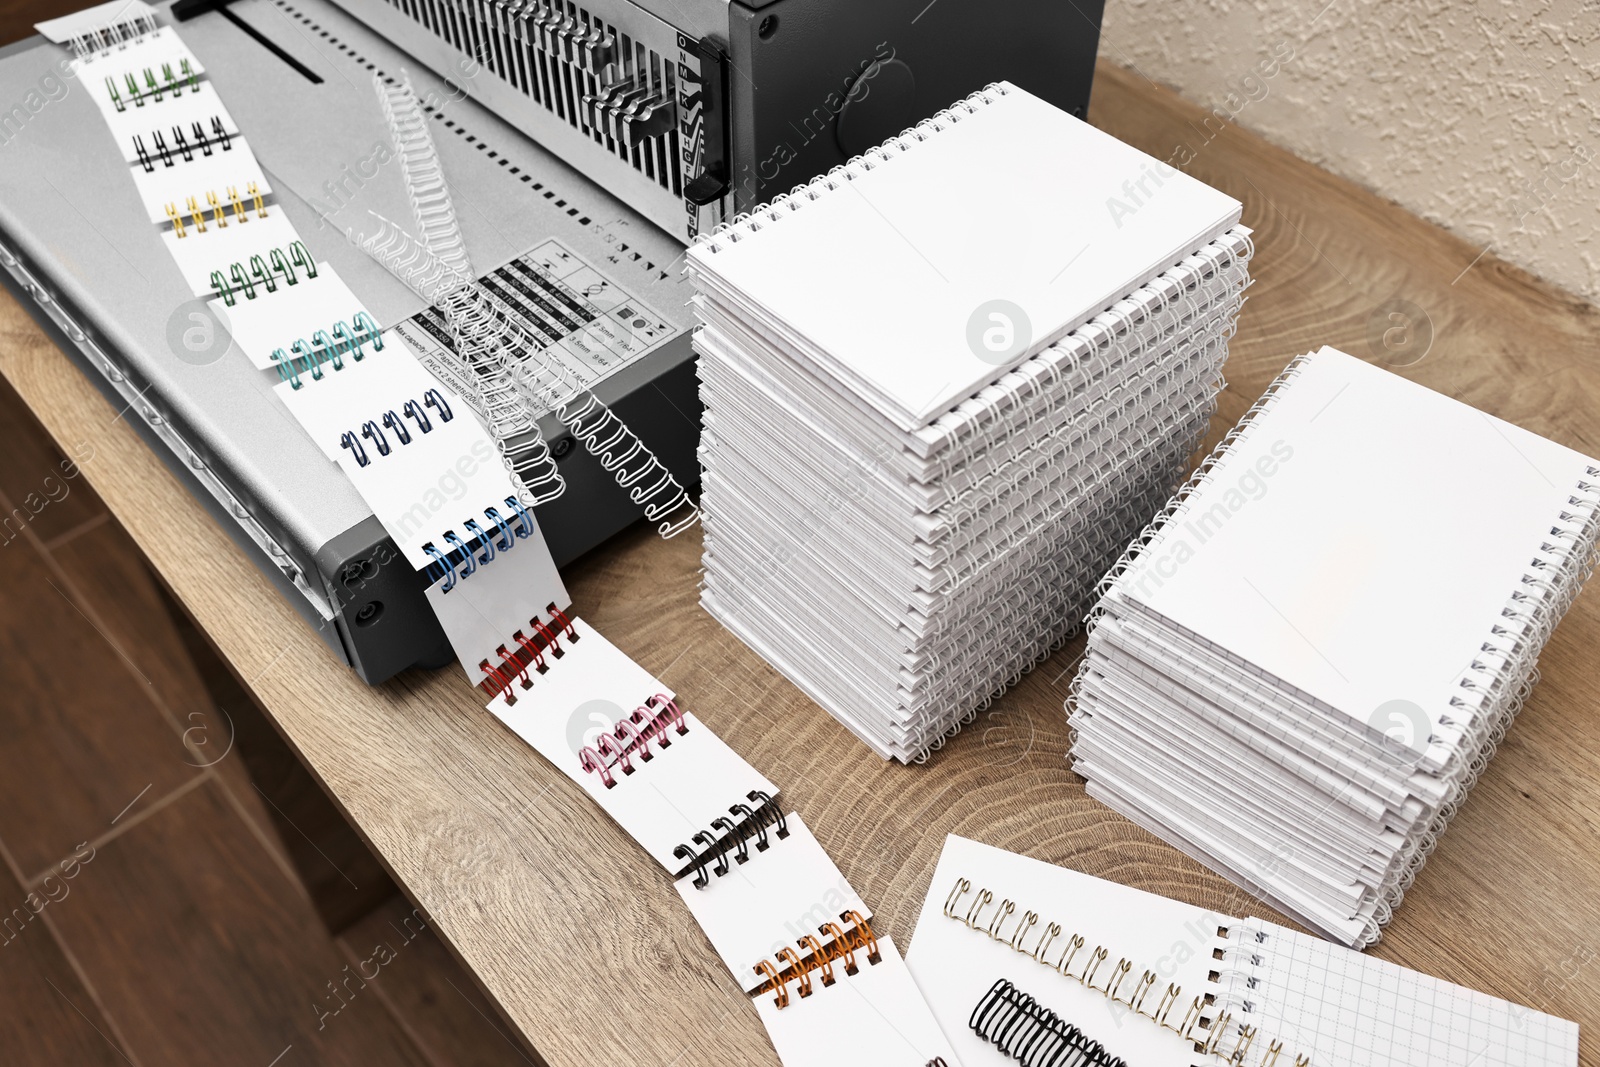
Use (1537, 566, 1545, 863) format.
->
(162, 210, 303, 296)
(37, 0, 157, 43)
(205, 263, 363, 368)
(484, 621, 778, 872)
(755, 936, 959, 1067)
(424, 521, 570, 682)
(675, 813, 867, 992)
(906, 835, 1226, 1067)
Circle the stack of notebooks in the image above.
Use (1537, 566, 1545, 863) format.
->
(687, 82, 1250, 761)
(1070, 347, 1600, 946)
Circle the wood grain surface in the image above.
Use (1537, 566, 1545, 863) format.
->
(3, 60, 1598, 1066)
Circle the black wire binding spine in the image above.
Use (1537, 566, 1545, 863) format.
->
(969, 979, 1127, 1067)
(133, 115, 232, 171)
(673, 790, 788, 887)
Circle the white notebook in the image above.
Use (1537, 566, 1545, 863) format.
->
(907, 836, 1578, 1067)
(687, 81, 1241, 431)
(1111, 347, 1597, 770)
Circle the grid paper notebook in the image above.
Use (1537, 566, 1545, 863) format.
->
(907, 836, 1578, 1067)
(686, 80, 1242, 431)
(1223, 917, 1580, 1067)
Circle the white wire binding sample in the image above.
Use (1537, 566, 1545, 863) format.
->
(368, 74, 566, 506)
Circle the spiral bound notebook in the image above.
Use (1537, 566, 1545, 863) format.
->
(907, 836, 1578, 1067)
(689, 76, 1250, 760)
(1069, 347, 1600, 946)
(686, 81, 1241, 432)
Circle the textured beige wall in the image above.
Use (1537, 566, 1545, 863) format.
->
(1100, 0, 1600, 302)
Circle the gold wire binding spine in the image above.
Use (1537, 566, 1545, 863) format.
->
(941, 878, 1309, 1067)
(164, 183, 266, 238)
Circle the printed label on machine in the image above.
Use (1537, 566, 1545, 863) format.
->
(390, 237, 678, 409)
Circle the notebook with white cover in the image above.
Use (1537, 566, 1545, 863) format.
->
(687, 81, 1241, 431)
(1108, 347, 1598, 770)
(907, 836, 1578, 1067)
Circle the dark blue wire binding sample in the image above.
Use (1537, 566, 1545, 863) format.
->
(338, 388, 452, 467)
(970, 979, 1128, 1067)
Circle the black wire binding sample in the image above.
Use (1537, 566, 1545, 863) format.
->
(673, 790, 788, 887)
(969, 979, 1128, 1067)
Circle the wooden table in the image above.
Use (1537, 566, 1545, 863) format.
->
(4, 60, 1599, 1066)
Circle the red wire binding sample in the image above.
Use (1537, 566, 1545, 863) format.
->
(479, 610, 573, 702)
(548, 603, 577, 639)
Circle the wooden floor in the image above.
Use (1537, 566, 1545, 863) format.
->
(0, 377, 541, 1066)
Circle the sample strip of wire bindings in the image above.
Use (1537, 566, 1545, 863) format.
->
(481, 615, 959, 1066)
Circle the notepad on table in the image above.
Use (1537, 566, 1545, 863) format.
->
(906, 835, 1579, 1067)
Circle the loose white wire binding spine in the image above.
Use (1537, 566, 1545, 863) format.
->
(360, 216, 566, 503)
(368, 74, 565, 506)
